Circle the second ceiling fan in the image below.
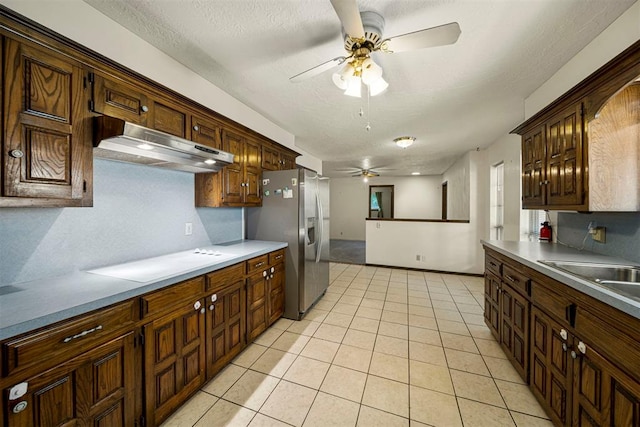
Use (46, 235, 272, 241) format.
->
(290, 0, 461, 97)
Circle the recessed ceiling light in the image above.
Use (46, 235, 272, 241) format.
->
(411, 172, 420, 175)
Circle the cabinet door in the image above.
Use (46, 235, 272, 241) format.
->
(151, 99, 187, 138)
(530, 306, 571, 426)
(268, 262, 285, 326)
(261, 144, 280, 171)
(3, 332, 135, 427)
(3, 38, 89, 203)
(247, 271, 268, 342)
(521, 125, 546, 208)
(244, 137, 262, 205)
(572, 342, 640, 427)
(500, 284, 529, 381)
(221, 130, 245, 205)
(205, 280, 246, 378)
(144, 299, 206, 426)
(280, 153, 297, 170)
(92, 73, 150, 125)
(546, 104, 585, 208)
(484, 273, 500, 340)
(191, 115, 222, 149)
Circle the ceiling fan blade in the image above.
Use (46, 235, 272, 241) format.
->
(330, 0, 365, 39)
(289, 56, 347, 83)
(381, 22, 461, 53)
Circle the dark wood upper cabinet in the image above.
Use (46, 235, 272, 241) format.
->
(150, 98, 187, 139)
(191, 115, 223, 150)
(91, 72, 151, 125)
(1, 37, 92, 207)
(514, 39, 640, 211)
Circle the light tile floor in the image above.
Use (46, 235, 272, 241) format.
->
(162, 263, 553, 427)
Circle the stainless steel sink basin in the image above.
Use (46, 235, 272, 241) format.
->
(540, 260, 640, 302)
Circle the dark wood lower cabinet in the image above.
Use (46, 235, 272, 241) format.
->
(530, 306, 571, 426)
(484, 273, 500, 340)
(484, 247, 640, 427)
(143, 299, 206, 426)
(572, 341, 640, 427)
(500, 284, 529, 380)
(2, 332, 135, 427)
(206, 279, 246, 378)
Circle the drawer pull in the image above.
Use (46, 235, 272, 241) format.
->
(562, 342, 568, 352)
(489, 261, 497, 267)
(275, 254, 283, 260)
(505, 274, 518, 283)
(63, 325, 103, 343)
(560, 329, 568, 340)
(255, 261, 265, 268)
(571, 350, 577, 359)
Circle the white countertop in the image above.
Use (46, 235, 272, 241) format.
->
(482, 240, 640, 320)
(0, 240, 287, 340)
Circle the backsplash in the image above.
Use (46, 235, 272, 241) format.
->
(0, 159, 242, 286)
(557, 212, 640, 263)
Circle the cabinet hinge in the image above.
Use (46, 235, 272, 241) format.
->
(83, 180, 87, 193)
(135, 415, 146, 427)
(88, 99, 95, 111)
(580, 103, 584, 118)
(88, 72, 95, 84)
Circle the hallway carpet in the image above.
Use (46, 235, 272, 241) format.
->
(329, 239, 365, 265)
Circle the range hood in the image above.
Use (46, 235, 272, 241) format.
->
(93, 116, 234, 173)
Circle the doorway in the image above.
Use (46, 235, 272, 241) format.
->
(369, 185, 394, 218)
(442, 182, 448, 220)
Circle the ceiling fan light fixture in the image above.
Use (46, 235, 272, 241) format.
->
(368, 76, 389, 96)
(344, 75, 362, 97)
(394, 136, 415, 148)
(361, 58, 383, 84)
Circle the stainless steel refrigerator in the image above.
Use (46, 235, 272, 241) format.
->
(246, 168, 330, 320)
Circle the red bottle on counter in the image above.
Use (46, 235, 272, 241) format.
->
(539, 221, 552, 242)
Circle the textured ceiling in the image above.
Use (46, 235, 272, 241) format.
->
(83, 0, 634, 177)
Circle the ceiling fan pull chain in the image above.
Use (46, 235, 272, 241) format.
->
(365, 85, 371, 132)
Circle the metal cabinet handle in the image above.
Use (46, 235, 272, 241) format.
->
(560, 329, 568, 340)
(9, 149, 24, 158)
(550, 154, 560, 159)
(141, 105, 149, 113)
(571, 350, 578, 359)
(194, 300, 202, 311)
(193, 125, 200, 132)
(489, 261, 497, 267)
(562, 342, 568, 352)
(505, 274, 519, 283)
(209, 304, 215, 311)
(200, 308, 206, 314)
(274, 254, 283, 260)
(63, 325, 103, 343)
(255, 261, 265, 268)
(270, 274, 274, 279)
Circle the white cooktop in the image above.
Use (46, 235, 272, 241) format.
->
(87, 248, 235, 283)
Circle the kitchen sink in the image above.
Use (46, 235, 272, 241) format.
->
(540, 260, 640, 301)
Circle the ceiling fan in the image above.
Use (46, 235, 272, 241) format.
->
(353, 169, 380, 178)
(290, 0, 461, 96)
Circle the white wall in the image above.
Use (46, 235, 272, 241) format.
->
(442, 154, 471, 220)
(0, 0, 323, 173)
(366, 150, 487, 274)
(483, 134, 522, 241)
(330, 175, 443, 240)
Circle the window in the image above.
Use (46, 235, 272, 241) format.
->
(527, 210, 547, 241)
(490, 163, 504, 240)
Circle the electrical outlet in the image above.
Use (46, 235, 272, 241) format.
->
(185, 222, 193, 236)
(592, 226, 606, 243)
(416, 254, 420, 261)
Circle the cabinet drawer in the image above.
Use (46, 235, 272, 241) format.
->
(502, 264, 530, 297)
(2, 299, 138, 377)
(206, 263, 244, 292)
(269, 249, 285, 265)
(531, 281, 573, 324)
(485, 254, 502, 277)
(574, 307, 640, 381)
(141, 276, 205, 318)
(246, 255, 269, 275)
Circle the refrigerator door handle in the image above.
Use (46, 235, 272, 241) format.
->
(315, 188, 322, 264)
